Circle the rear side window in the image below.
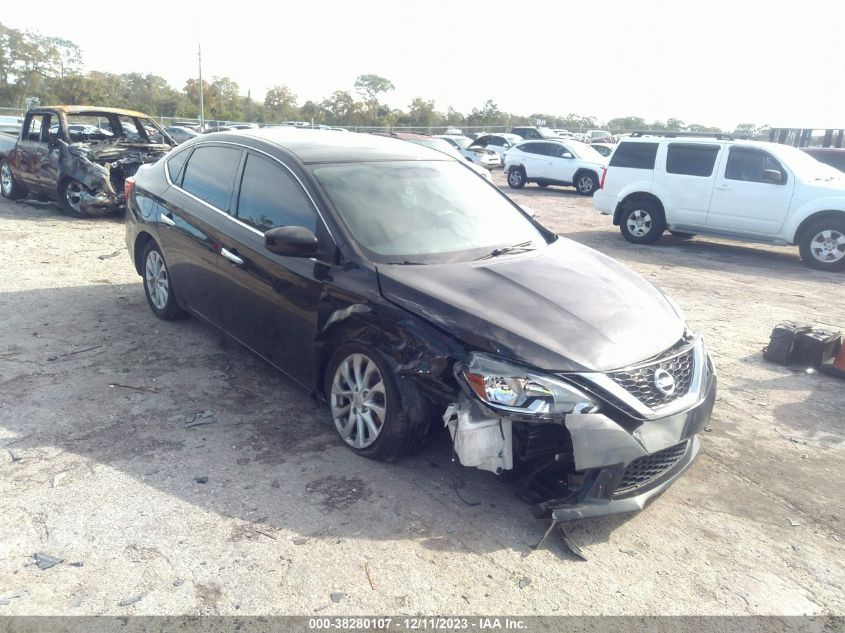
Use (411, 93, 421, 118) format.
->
(166, 148, 191, 184)
(609, 142, 658, 169)
(236, 154, 316, 233)
(666, 144, 720, 177)
(181, 145, 242, 210)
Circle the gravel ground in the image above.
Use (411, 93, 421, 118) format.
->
(0, 170, 843, 616)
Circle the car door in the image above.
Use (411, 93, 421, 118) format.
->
(15, 113, 57, 195)
(158, 143, 243, 324)
(519, 143, 551, 180)
(707, 146, 795, 235)
(216, 151, 327, 386)
(654, 142, 722, 226)
(545, 143, 578, 182)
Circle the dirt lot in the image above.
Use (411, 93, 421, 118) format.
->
(0, 170, 843, 617)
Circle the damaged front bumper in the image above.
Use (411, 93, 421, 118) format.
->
(444, 334, 716, 522)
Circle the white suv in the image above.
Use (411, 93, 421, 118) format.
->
(593, 135, 845, 271)
(504, 139, 607, 195)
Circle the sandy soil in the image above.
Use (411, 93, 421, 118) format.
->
(0, 170, 842, 616)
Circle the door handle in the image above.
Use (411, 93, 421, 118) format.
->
(159, 212, 176, 226)
(220, 247, 244, 266)
(715, 185, 731, 191)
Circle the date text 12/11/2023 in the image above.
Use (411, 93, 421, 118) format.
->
(308, 617, 528, 630)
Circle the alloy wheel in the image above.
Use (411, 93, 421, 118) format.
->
(627, 209, 652, 237)
(1, 163, 11, 195)
(810, 229, 845, 263)
(508, 170, 523, 187)
(577, 175, 595, 194)
(330, 353, 387, 449)
(65, 181, 84, 213)
(145, 250, 170, 310)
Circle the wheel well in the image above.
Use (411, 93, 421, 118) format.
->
(614, 192, 665, 226)
(508, 164, 525, 174)
(793, 210, 845, 245)
(133, 232, 155, 275)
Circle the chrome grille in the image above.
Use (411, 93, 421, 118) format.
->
(608, 343, 695, 409)
(614, 441, 689, 497)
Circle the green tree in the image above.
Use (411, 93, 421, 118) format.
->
(264, 84, 298, 121)
(407, 97, 437, 127)
(354, 74, 394, 123)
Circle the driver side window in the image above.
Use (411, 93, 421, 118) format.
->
(725, 148, 786, 184)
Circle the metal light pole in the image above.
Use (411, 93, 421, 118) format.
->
(198, 44, 205, 130)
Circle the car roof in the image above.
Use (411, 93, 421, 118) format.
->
(216, 127, 449, 164)
(34, 105, 151, 117)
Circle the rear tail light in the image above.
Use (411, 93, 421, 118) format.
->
(124, 176, 136, 200)
(599, 168, 606, 189)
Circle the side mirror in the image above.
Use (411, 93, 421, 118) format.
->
(265, 226, 319, 257)
(562, 152, 574, 159)
(761, 169, 783, 184)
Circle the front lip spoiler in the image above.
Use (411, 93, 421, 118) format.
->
(549, 435, 701, 523)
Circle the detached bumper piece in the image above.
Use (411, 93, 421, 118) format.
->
(538, 436, 700, 523)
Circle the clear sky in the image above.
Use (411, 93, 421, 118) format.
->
(3, 0, 843, 129)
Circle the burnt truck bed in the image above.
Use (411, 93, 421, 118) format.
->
(0, 106, 175, 216)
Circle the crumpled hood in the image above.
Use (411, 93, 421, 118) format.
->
(69, 140, 171, 162)
(377, 238, 684, 372)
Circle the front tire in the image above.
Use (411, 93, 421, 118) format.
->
(619, 200, 665, 244)
(507, 167, 526, 189)
(1, 160, 26, 200)
(799, 218, 845, 272)
(142, 242, 186, 320)
(325, 343, 431, 461)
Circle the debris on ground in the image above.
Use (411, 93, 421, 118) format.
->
(68, 561, 83, 567)
(292, 538, 308, 546)
(7, 449, 20, 463)
(558, 526, 587, 561)
(185, 411, 216, 428)
(365, 562, 377, 591)
(619, 548, 637, 556)
(518, 577, 532, 589)
(330, 591, 344, 603)
(788, 517, 801, 527)
(32, 552, 63, 570)
(108, 382, 159, 393)
(194, 476, 208, 484)
(117, 594, 144, 607)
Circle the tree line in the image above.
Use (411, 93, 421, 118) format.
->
(0, 22, 767, 136)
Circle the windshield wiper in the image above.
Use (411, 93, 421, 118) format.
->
(384, 260, 425, 265)
(474, 241, 535, 261)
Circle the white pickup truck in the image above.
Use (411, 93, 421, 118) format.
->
(593, 135, 845, 271)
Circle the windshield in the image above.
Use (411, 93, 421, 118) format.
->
(769, 144, 843, 181)
(567, 139, 606, 162)
(409, 137, 464, 160)
(445, 136, 473, 149)
(312, 160, 546, 264)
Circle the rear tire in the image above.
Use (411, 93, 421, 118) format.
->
(799, 218, 845, 272)
(507, 167, 526, 189)
(324, 342, 432, 461)
(0, 160, 26, 200)
(142, 241, 186, 320)
(575, 171, 598, 196)
(619, 200, 665, 244)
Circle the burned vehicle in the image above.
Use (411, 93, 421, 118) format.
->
(1, 106, 174, 216)
(124, 129, 716, 524)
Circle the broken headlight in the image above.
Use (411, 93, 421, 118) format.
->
(459, 353, 598, 416)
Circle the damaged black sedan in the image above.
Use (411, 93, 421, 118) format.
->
(1, 106, 174, 216)
(124, 129, 716, 523)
